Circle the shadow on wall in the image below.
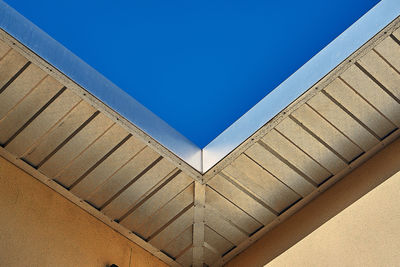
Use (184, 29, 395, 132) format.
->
(225, 137, 400, 267)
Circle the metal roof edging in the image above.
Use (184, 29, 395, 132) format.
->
(1, 0, 400, 174)
(203, 0, 400, 171)
(0, 0, 202, 172)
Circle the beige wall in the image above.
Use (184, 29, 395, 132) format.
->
(0, 155, 167, 267)
(226, 138, 400, 267)
(268, 168, 400, 267)
(1, 136, 400, 267)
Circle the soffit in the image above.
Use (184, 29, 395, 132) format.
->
(205, 25, 400, 265)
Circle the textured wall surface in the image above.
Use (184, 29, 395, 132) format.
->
(226, 137, 400, 267)
(268, 169, 400, 267)
(0, 156, 168, 267)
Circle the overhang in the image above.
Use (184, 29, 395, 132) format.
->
(1, 0, 400, 266)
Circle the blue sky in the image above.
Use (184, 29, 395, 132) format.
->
(5, 0, 379, 147)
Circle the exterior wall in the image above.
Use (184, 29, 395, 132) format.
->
(226, 137, 400, 267)
(268, 167, 400, 266)
(0, 156, 168, 267)
(1, 131, 399, 267)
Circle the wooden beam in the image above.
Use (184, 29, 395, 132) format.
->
(193, 181, 205, 267)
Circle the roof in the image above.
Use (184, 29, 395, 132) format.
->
(1, 0, 400, 266)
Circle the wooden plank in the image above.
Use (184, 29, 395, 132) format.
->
(261, 129, 331, 184)
(38, 113, 114, 178)
(5, 89, 81, 156)
(23, 101, 97, 166)
(69, 135, 146, 195)
(223, 154, 299, 213)
(163, 226, 192, 258)
(216, 130, 400, 267)
(325, 78, 396, 139)
(0, 49, 28, 89)
(358, 50, 400, 100)
(393, 28, 400, 41)
(128, 183, 194, 239)
(0, 39, 10, 58)
(375, 35, 400, 72)
(149, 206, 194, 250)
(54, 124, 129, 187)
(204, 247, 219, 267)
(205, 207, 247, 246)
(307, 93, 379, 151)
(192, 247, 203, 267)
(86, 147, 163, 208)
(207, 174, 276, 225)
(246, 142, 315, 197)
(204, 242, 220, 260)
(205, 225, 234, 255)
(193, 182, 205, 267)
(276, 117, 348, 174)
(0, 76, 63, 144)
(205, 186, 261, 234)
(341, 65, 400, 127)
(120, 172, 192, 230)
(176, 247, 193, 267)
(0, 64, 46, 120)
(292, 105, 363, 162)
(101, 158, 176, 219)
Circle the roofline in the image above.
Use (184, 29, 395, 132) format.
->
(1, 0, 399, 173)
(203, 0, 400, 171)
(0, 0, 202, 171)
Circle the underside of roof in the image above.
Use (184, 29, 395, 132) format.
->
(1, 0, 400, 266)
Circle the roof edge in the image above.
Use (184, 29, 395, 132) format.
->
(203, 0, 400, 171)
(0, 0, 202, 172)
(2, 0, 400, 174)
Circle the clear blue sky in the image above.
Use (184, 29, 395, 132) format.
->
(5, 0, 379, 147)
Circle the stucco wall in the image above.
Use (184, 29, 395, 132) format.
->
(1, 134, 399, 267)
(268, 166, 400, 267)
(0, 155, 168, 267)
(226, 138, 400, 267)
